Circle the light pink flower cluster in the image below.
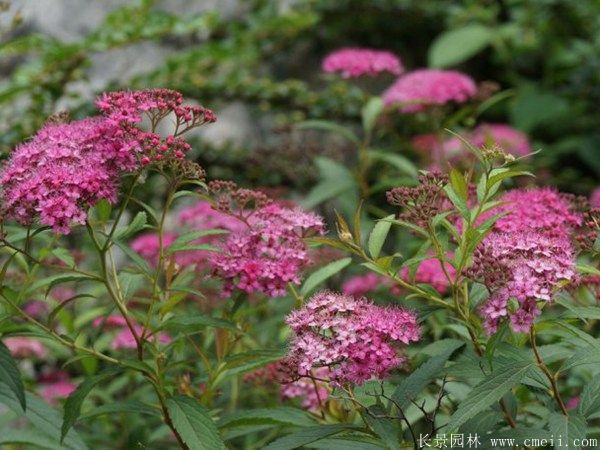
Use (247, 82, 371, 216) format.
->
(471, 123, 532, 157)
(96, 89, 216, 165)
(210, 203, 325, 297)
(383, 69, 476, 113)
(0, 118, 132, 233)
(399, 257, 456, 294)
(130, 232, 178, 266)
(3, 336, 47, 359)
(280, 367, 331, 412)
(322, 48, 403, 78)
(38, 371, 76, 404)
(284, 291, 420, 385)
(342, 273, 385, 297)
(474, 188, 581, 333)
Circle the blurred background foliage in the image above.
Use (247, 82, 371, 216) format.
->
(0, 0, 598, 195)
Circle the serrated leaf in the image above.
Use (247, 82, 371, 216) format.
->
(0, 339, 25, 411)
(445, 362, 534, 431)
(547, 413, 587, 450)
(166, 395, 224, 450)
(218, 407, 316, 429)
(263, 424, 358, 450)
(392, 341, 464, 409)
(0, 384, 88, 450)
(578, 374, 600, 418)
(429, 24, 493, 68)
(301, 257, 352, 296)
(368, 215, 394, 259)
(79, 399, 160, 420)
(61, 368, 121, 442)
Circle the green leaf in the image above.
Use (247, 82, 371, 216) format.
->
(362, 97, 383, 134)
(578, 374, 600, 418)
(61, 368, 121, 442)
(361, 405, 400, 450)
(449, 168, 468, 201)
(547, 413, 587, 450)
(368, 215, 394, 259)
(297, 120, 360, 145)
(561, 347, 600, 371)
(26, 274, 96, 296)
(113, 239, 151, 274)
(166, 229, 229, 254)
(576, 264, 600, 277)
(218, 407, 315, 430)
(79, 400, 160, 420)
(0, 384, 88, 450)
(444, 184, 470, 220)
(160, 314, 240, 333)
(263, 424, 358, 450)
(94, 199, 112, 222)
(301, 257, 352, 296)
(51, 248, 75, 268)
(303, 157, 358, 208)
(445, 361, 534, 431)
(429, 24, 493, 68)
(166, 395, 224, 450)
(0, 429, 72, 450)
(113, 211, 147, 240)
(487, 170, 534, 189)
(392, 341, 463, 409)
(367, 149, 418, 177)
(0, 339, 25, 411)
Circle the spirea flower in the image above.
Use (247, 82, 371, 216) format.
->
(322, 48, 403, 78)
(471, 123, 532, 157)
(210, 204, 325, 297)
(38, 371, 76, 404)
(130, 232, 178, 267)
(280, 367, 331, 412)
(470, 188, 581, 333)
(590, 188, 600, 208)
(383, 69, 476, 113)
(0, 118, 132, 234)
(283, 291, 420, 385)
(3, 337, 47, 359)
(342, 273, 385, 297)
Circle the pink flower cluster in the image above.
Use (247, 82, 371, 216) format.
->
(280, 367, 331, 412)
(0, 118, 132, 233)
(590, 187, 600, 208)
(383, 69, 476, 113)
(96, 89, 216, 165)
(342, 273, 384, 297)
(210, 203, 325, 297)
(283, 291, 420, 385)
(474, 188, 581, 333)
(322, 48, 403, 78)
(400, 257, 456, 294)
(3, 336, 47, 359)
(470, 123, 532, 157)
(38, 371, 76, 404)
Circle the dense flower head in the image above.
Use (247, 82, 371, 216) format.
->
(400, 257, 456, 294)
(321, 48, 403, 78)
(3, 336, 47, 359)
(210, 204, 325, 297)
(471, 123, 532, 157)
(470, 188, 582, 333)
(383, 69, 476, 113)
(0, 117, 133, 233)
(96, 89, 215, 166)
(283, 291, 420, 385)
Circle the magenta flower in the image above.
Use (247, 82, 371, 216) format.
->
(471, 123, 532, 157)
(280, 367, 331, 412)
(92, 314, 128, 329)
(3, 337, 47, 359)
(38, 371, 76, 404)
(342, 273, 385, 297)
(130, 232, 178, 266)
(383, 69, 476, 113)
(283, 291, 420, 385)
(322, 48, 403, 78)
(0, 118, 134, 234)
(471, 188, 582, 334)
(210, 204, 325, 298)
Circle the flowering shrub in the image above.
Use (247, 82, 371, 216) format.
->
(0, 41, 599, 450)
